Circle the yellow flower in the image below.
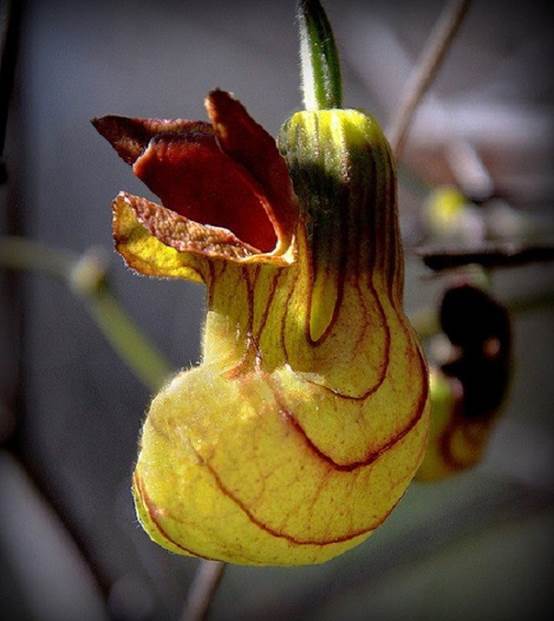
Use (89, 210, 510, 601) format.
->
(93, 89, 429, 565)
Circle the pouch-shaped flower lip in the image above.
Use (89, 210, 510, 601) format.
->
(92, 89, 299, 267)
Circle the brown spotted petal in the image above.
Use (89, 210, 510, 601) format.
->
(93, 92, 298, 268)
(112, 192, 291, 285)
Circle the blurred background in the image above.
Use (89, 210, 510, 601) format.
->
(1, 0, 553, 619)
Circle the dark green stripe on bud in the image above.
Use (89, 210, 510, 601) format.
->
(279, 109, 402, 288)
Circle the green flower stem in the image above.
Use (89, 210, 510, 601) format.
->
(84, 285, 171, 391)
(297, 0, 342, 110)
(0, 236, 74, 279)
(0, 236, 172, 392)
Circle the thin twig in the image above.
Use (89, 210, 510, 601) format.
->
(388, 0, 471, 159)
(418, 243, 554, 272)
(182, 561, 226, 621)
(0, 0, 22, 176)
(4, 447, 113, 599)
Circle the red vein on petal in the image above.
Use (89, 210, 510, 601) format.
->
(200, 455, 402, 546)
(273, 349, 428, 471)
(133, 472, 216, 560)
(255, 269, 284, 344)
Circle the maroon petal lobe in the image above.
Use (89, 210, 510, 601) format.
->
(206, 90, 298, 248)
(92, 116, 213, 165)
(132, 132, 278, 252)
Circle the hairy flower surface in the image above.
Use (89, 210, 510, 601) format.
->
(93, 90, 430, 565)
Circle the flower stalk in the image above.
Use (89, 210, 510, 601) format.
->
(297, 0, 342, 110)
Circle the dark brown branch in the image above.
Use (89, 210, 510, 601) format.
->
(0, 0, 22, 169)
(418, 243, 554, 272)
(388, 0, 471, 159)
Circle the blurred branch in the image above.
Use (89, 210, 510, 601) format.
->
(411, 287, 554, 341)
(85, 286, 172, 392)
(446, 140, 494, 201)
(0, 0, 22, 181)
(0, 236, 172, 391)
(0, 235, 175, 603)
(0, 236, 74, 277)
(419, 243, 554, 272)
(182, 561, 226, 621)
(4, 449, 113, 601)
(388, 0, 471, 159)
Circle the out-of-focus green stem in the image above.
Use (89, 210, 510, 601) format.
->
(84, 285, 171, 391)
(0, 236, 172, 392)
(0, 236, 74, 278)
(297, 0, 342, 110)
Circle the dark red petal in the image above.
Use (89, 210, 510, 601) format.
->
(133, 132, 278, 252)
(205, 90, 298, 247)
(91, 116, 213, 165)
